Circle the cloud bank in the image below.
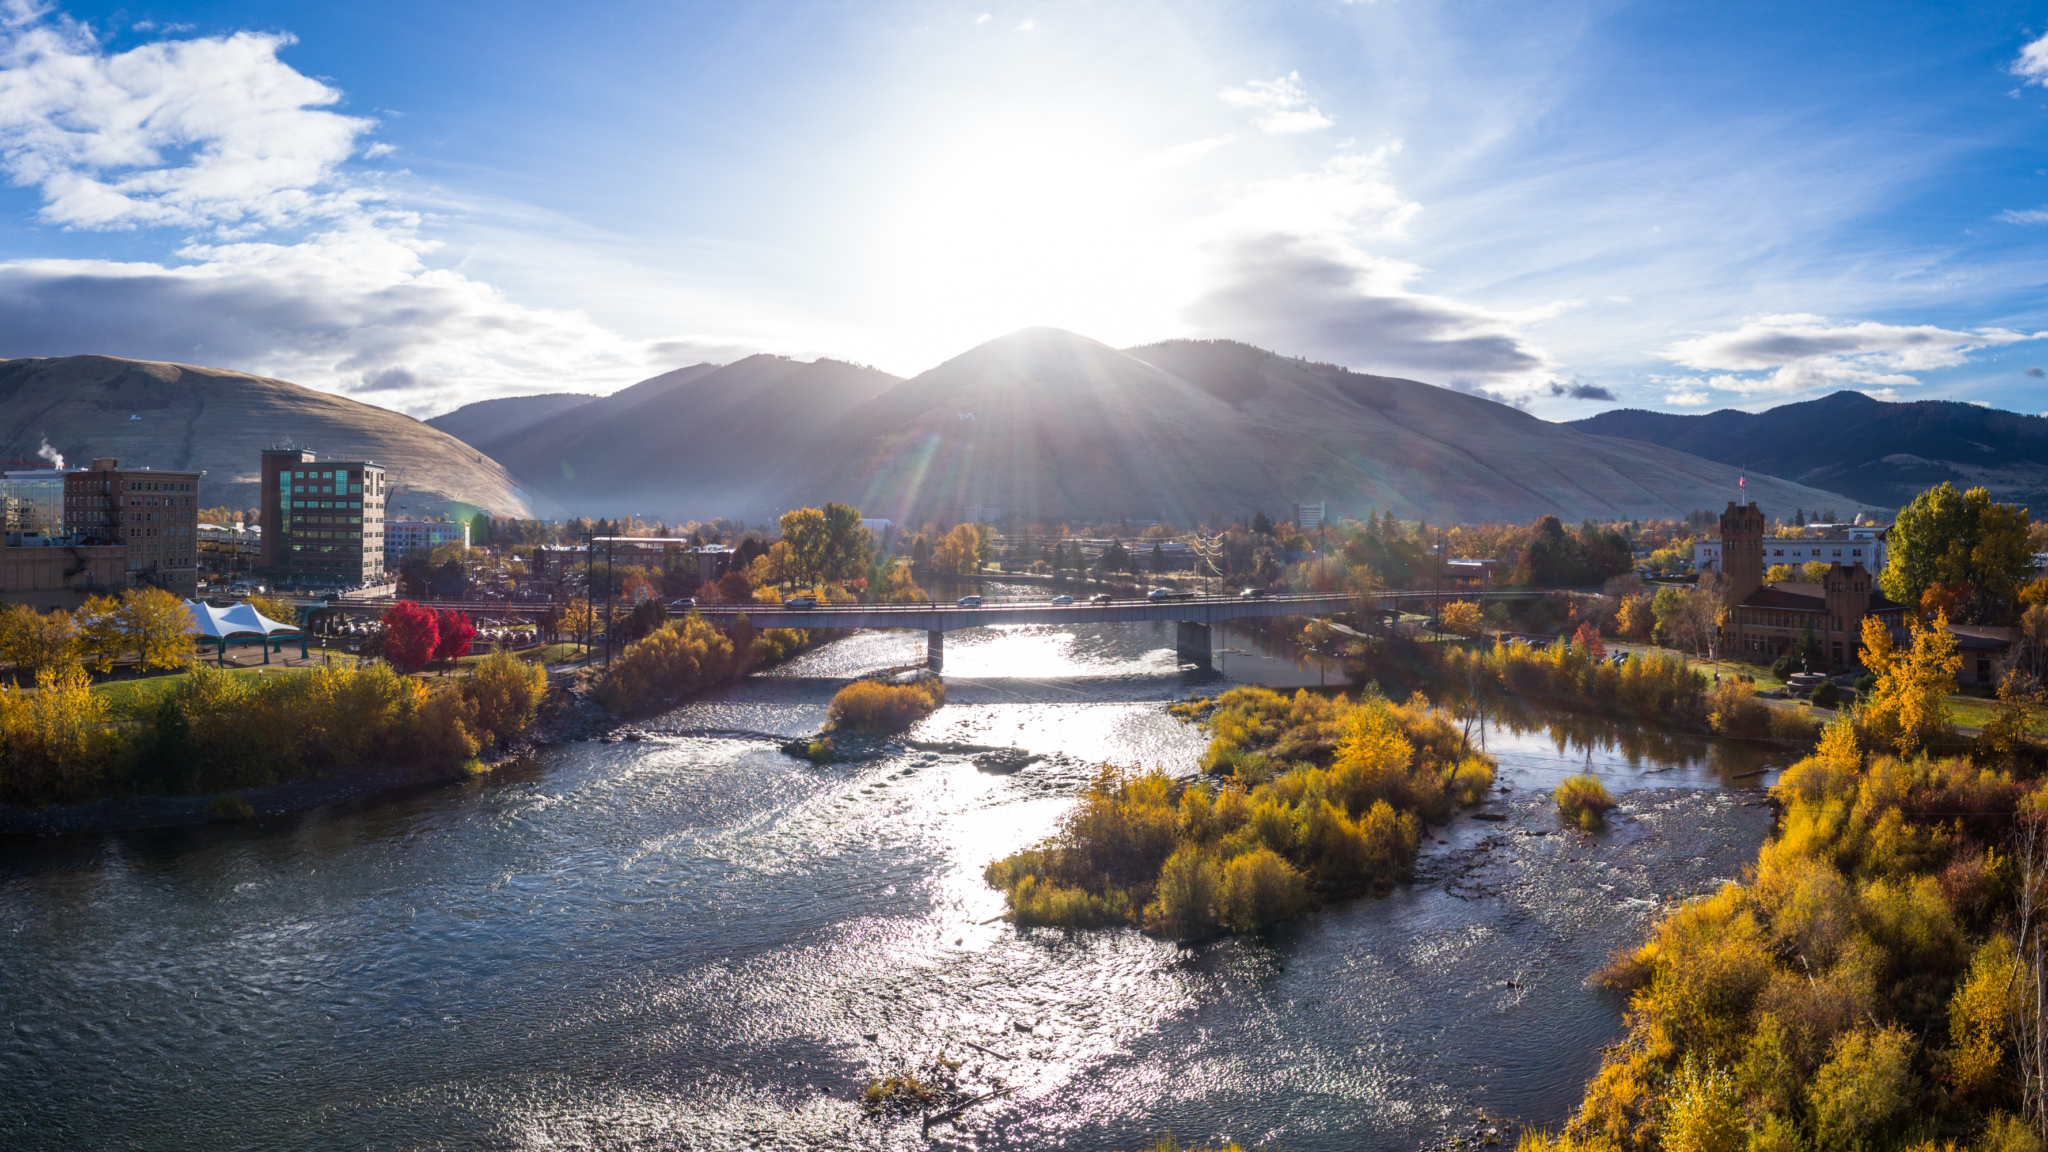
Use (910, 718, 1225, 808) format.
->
(1659, 314, 2038, 398)
(1219, 72, 1334, 134)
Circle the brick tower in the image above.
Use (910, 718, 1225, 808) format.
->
(1718, 501, 1765, 607)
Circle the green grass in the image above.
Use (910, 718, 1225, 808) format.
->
(90, 666, 297, 723)
(518, 643, 590, 666)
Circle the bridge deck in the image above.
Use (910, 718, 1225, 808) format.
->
(688, 592, 1368, 632)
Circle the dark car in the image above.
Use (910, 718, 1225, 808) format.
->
(1149, 588, 1197, 601)
(1239, 587, 1268, 599)
(1089, 593, 1114, 605)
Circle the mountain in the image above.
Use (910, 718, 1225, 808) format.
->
(774, 330, 1860, 525)
(469, 356, 902, 517)
(0, 355, 560, 519)
(1567, 391, 2048, 513)
(426, 392, 596, 449)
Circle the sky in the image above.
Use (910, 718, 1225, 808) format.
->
(0, 0, 2045, 421)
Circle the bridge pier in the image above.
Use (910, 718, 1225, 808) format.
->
(1175, 620, 1211, 669)
(927, 629, 943, 672)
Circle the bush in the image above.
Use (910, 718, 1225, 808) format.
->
(1217, 846, 1311, 931)
(1809, 680, 1841, 709)
(1771, 653, 1797, 681)
(826, 678, 946, 733)
(463, 650, 547, 748)
(1808, 1025, 1914, 1146)
(1555, 772, 1615, 830)
(205, 793, 254, 819)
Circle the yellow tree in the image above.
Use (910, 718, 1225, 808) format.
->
(1765, 563, 1797, 583)
(1799, 560, 1833, 583)
(561, 596, 596, 648)
(777, 507, 828, 587)
(1859, 612, 1961, 756)
(932, 524, 982, 574)
(72, 596, 127, 673)
(0, 604, 77, 675)
(1615, 594, 1651, 640)
(1439, 600, 1484, 637)
(118, 587, 194, 671)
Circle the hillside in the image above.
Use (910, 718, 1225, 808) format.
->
(0, 355, 558, 519)
(426, 392, 596, 450)
(774, 330, 1862, 525)
(471, 356, 902, 516)
(1567, 391, 2048, 513)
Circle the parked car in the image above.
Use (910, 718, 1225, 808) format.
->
(782, 596, 817, 609)
(1089, 593, 1114, 605)
(1240, 587, 1268, 599)
(956, 595, 984, 607)
(1049, 595, 1074, 605)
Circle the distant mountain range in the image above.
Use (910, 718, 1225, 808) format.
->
(1567, 391, 2048, 514)
(446, 328, 1856, 525)
(0, 355, 561, 520)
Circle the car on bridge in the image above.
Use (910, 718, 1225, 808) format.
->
(1049, 595, 1074, 605)
(1147, 587, 1196, 601)
(782, 596, 817, 609)
(1240, 587, 1268, 599)
(956, 595, 984, 607)
(1088, 593, 1113, 605)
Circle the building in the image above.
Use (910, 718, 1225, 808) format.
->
(1696, 522, 1888, 577)
(385, 519, 471, 561)
(0, 457, 201, 605)
(1715, 501, 1908, 666)
(1293, 502, 1328, 531)
(529, 539, 737, 589)
(259, 445, 388, 587)
(197, 522, 261, 576)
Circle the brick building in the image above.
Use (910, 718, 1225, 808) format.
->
(1715, 500, 1908, 666)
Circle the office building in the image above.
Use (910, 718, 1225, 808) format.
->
(385, 519, 471, 561)
(259, 445, 388, 587)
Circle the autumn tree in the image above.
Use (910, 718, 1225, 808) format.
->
(1858, 612, 1961, 755)
(1799, 560, 1833, 583)
(1439, 600, 1484, 638)
(383, 601, 440, 672)
(72, 596, 125, 673)
(119, 587, 193, 671)
(1979, 666, 2045, 766)
(1881, 482, 2033, 622)
(0, 604, 76, 676)
(932, 524, 982, 574)
(1765, 563, 1797, 584)
(433, 608, 476, 664)
(1615, 594, 1651, 640)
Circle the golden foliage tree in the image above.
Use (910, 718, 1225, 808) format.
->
(71, 596, 126, 673)
(931, 524, 982, 575)
(1439, 600, 1484, 637)
(1615, 593, 1651, 640)
(1859, 612, 1961, 755)
(119, 586, 194, 671)
(0, 604, 77, 674)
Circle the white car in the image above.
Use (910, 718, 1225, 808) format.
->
(1049, 595, 1074, 605)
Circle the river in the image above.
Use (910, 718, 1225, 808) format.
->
(0, 596, 1793, 1150)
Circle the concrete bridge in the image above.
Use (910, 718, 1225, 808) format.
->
(694, 591, 1379, 671)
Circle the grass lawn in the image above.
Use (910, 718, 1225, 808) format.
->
(516, 643, 591, 666)
(91, 666, 310, 723)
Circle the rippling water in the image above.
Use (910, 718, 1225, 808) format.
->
(0, 601, 1790, 1150)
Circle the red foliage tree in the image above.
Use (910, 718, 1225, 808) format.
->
(434, 608, 477, 664)
(383, 601, 439, 672)
(1573, 620, 1606, 661)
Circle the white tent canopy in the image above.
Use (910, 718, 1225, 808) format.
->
(186, 600, 297, 639)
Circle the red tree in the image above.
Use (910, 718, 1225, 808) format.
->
(1573, 620, 1606, 661)
(383, 601, 439, 672)
(434, 608, 477, 664)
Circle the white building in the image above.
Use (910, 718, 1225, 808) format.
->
(1696, 525, 1888, 578)
(385, 519, 471, 560)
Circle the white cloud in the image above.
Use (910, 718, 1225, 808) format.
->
(2015, 31, 2048, 86)
(1660, 314, 2039, 396)
(1219, 71, 1334, 134)
(2001, 207, 2048, 224)
(0, 7, 744, 412)
(1015, 20, 1033, 32)
(975, 13, 991, 24)
(0, 10, 375, 231)
(1663, 387, 1710, 406)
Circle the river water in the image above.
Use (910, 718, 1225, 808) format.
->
(0, 599, 1792, 1151)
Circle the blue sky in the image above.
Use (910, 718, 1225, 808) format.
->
(0, 0, 2044, 420)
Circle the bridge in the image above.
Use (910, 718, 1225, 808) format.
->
(694, 591, 1394, 671)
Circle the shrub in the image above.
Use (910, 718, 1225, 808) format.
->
(1555, 772, 1615, 830)
(826, 678, 946, 733)
(1216, 846, 1311, 931)
(1949, 935, 2018, 1101)
(205, 793, 254, 819)
(1146, 844, 1222, 938)
(1659, 1056, 1744, 1152)
(1705, 677, 1770, 738)
(1807, 1025, 1914, 1147)
(1810, 680, 1841, 709)
(463, 650, 547, 748)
